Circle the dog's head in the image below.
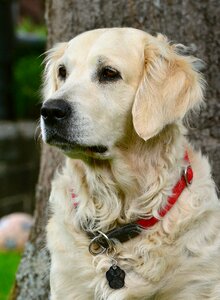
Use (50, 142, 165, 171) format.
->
(41, 28, 204, 159)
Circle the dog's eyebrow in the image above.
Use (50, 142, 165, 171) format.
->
(95, 55, 110, 67)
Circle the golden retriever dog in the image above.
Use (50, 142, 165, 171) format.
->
(40, 28, 220, 299)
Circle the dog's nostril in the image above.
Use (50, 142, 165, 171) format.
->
(41, 99, 71, 123)
(53, 108, 66, 119)
(41, 107, 65, 120)
(40, 107, 49, 119)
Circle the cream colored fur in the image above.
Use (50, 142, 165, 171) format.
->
(41, 28, 220, 299)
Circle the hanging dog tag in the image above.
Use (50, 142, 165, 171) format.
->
(106, 264, 125, 289)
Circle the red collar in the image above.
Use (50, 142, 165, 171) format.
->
(72, 152, 193, 230)
(137, 151, 193, 228)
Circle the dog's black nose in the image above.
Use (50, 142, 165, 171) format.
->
(41, 99, 71, 124)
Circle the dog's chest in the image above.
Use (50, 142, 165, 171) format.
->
(48, 170, 181, 297)
(48, 211, 179, 300)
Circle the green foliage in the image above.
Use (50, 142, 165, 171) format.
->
(17, 17, 46, 37)
(13, 55, 43, 119)
(12, 16, 45, 119)
(0, 252, 21, 300)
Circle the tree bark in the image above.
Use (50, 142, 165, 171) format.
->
(10, 145, 63, 300)
(12, 0, 220, 299)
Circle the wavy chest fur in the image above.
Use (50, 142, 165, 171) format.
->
(47, 132, 220, 300)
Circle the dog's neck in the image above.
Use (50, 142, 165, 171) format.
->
(69, 123, 188, 232)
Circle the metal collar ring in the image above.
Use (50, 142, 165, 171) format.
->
(89, 230, 115, 256)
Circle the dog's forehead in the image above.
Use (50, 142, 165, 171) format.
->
(65, 28, 147, 63)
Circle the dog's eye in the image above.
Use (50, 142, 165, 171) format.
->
(99, 67, 121, 83)
(58, 65, 67, 80)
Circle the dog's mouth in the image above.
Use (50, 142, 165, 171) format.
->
(49, 138, 108, 155)
(59, 143, 109, 158)
(85, 145, 108, 154)
(43, 131, 109, 157)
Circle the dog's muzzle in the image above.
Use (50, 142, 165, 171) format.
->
(40, 98, 74, 145)
(40, 99, 109, 155)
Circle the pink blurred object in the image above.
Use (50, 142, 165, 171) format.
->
(0, 213, 33, 251)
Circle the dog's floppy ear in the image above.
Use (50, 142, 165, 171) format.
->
(42, 42, 67, 99)
(132, 35, 205, 141)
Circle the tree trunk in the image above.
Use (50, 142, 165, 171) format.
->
(11, 0, 220, 299)
(10, 145, 63, 300)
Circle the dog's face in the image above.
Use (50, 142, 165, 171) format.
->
(41, 28, 204, 159)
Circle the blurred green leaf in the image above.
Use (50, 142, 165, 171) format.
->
(16, 17, 46, 37)
(13, 55, 43, 119)
(0, 251, 21, 300)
